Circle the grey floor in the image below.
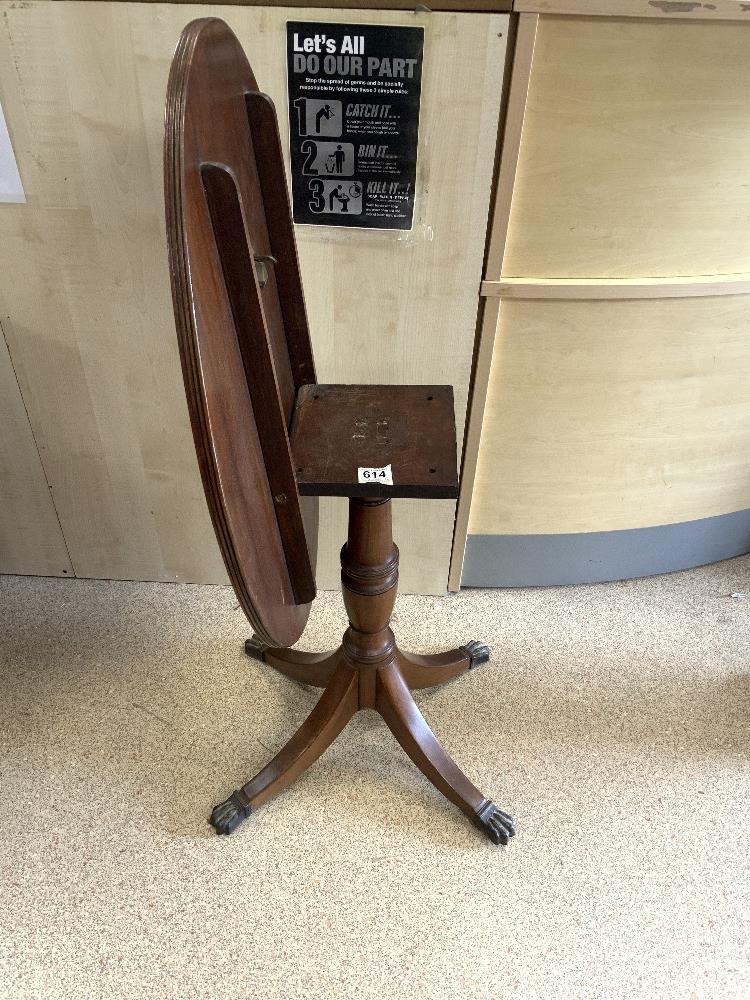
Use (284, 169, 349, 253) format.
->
(1, 557, 748, 1000)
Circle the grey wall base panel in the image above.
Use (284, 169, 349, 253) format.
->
(462, 508, 750, 588)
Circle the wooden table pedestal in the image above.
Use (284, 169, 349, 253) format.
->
(210, 496, 515, 846)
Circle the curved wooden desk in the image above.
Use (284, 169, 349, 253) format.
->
(164, 19, 514, 846)
(455, 12, 750, 589)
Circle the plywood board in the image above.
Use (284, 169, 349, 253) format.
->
(449, 12, 537, 589)
(135, 0, 513, 9)
(482, 273, 750, 299)
(514, 0, 750, 19)
(0, 2, 506, 593)
(503, 16, 750, 279)
(468, 296, 750, 535)
(0, 321, 73, 576)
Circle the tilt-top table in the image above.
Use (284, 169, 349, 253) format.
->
(164, 17, 515, 846)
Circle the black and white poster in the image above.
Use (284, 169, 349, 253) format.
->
(286, 22, 424, 231)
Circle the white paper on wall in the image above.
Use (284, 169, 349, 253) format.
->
(0, 100, 25, 204)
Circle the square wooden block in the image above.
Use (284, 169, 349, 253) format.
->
(290, 384, 458, 499)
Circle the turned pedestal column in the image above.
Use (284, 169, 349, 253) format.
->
(210, 498, 515, 846)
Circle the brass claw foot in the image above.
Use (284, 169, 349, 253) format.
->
(460, 640, 491, 669)
(244, 635, 267, 662)
(209, 791, 252, 835)
(474, 800, 516, 846)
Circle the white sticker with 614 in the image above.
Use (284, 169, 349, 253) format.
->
(358, 464, 393, 486)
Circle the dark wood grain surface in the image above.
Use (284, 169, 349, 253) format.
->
(164, 18, 317, 646)
(291, 384, 459, 499)
(201, 163, 315, 604)
(245, 92, 316, 391)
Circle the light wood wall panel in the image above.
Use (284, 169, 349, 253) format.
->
(468, 295, 750, 536)
(0, 323, 73, 576)
(514, 1, 750, 19)
(0, 2, 507, 593)
(502, 16, 750, 280)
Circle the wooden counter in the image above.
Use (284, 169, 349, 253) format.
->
(455, 7, 750, 586)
